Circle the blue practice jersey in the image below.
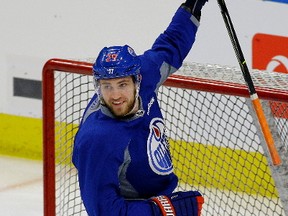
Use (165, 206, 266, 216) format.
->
(72, 7, 199, 216)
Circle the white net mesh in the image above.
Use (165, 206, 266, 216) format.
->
(178, 62, 288, 91)
(43, 59, 288, 216)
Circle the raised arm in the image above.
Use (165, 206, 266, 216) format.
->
(145, 0, 208, 71)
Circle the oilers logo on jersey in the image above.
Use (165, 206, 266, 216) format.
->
(147, 118, 174, 175)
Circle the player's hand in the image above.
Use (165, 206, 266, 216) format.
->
(182, 0, 208, 20)
(150, 191, 204, 216)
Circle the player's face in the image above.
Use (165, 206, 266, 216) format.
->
(99, 76, 137, 117)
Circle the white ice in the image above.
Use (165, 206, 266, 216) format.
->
(0, 156, 43, 216)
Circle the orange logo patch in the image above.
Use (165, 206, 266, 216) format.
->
(252, 33, 288, 118)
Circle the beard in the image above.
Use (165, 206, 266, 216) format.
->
(102, 96, 138, 118)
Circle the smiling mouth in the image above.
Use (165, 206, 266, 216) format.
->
(111, 101, 126, 108)
(112, 101, 123, 105)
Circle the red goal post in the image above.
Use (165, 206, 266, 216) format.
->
(43, 58, 288, 216)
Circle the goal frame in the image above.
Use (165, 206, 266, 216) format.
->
(42, 58, 288, 216)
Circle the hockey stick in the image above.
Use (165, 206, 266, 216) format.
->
(217, 0, 281, 165)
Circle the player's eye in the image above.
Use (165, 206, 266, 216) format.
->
(101, 84, 112, 91)
(119, 83, 128, 88)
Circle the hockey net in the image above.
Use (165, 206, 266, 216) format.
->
(43, 58, 288, 216)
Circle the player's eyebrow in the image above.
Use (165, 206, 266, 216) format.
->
(117, 78, 131, 84)
(101, 77, 132, 85)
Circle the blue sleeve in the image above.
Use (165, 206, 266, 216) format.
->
(142, 7, 199, 82)
(73, 125, 155, 216)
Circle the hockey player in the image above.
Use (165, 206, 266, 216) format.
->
(72, 0, 208, 215)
